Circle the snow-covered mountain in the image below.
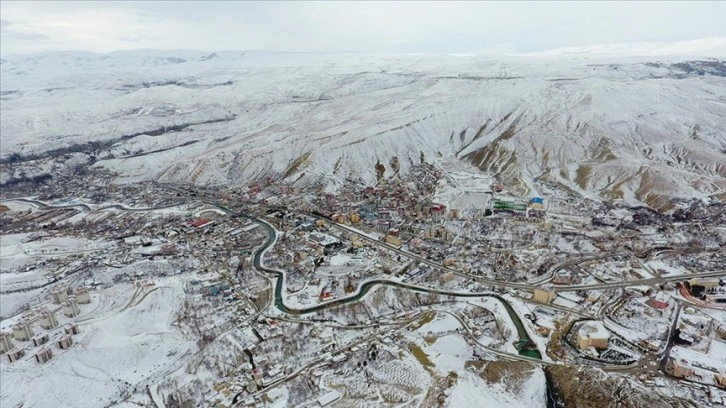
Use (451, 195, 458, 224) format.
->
(1, 50, 725, 209)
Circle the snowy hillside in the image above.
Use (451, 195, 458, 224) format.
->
(1, 50, 725, 209)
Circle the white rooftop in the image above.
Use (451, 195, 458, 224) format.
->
(579, 321, 610, 340)
(317, 390, 341, 407)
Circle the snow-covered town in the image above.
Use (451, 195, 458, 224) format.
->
(1, 4, 725, 405)
(1, 157, 725, 408)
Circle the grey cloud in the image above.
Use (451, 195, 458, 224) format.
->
(0, 19, 12, 30)
(6, 32, 49, 40)
(119, 34, 144, 42)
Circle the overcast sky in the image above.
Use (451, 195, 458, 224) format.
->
(1, 1, 724, 55)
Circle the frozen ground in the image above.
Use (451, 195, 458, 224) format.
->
(446, 368, 546, 408)
(0, 233, 114, 316)
(0, 278, 196, 408)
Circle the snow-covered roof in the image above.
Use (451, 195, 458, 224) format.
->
(317, 390, 341, 406)
(580, 321, 610, 340)
(653, 291, 670, 303)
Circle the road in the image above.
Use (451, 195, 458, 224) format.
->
(5, 197, 184, 213)
(12, 197, 722, 295)
(308, 211, 725, 293)
(660, 303, 683, 372)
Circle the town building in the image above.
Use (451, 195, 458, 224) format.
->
(75, 287, 92, 304)
(439, 271, 455, 284)
(0, 332, 13, 353)
(200, 281, 230, 297)
(6, 347, 25, 363)
(533, 286, 557, 304)
(493, 198, 527, 213)
(50, 285, 70, 304)
(64, 323, 80, 335)
(384, 234, 403, 247)
(34, 347, 53, 364)
(430, 204, 446, 222)
(62, 297, 81, 318)
(529, 197, 545, 211)
(317, 390, 342, 407)
(190, 218, 213, 228)
(348, 213, 360, 224)
(251, 367, 262, 385)
(716, 372, 726, 389)
(647, 292, 670, 309)
(12, 321, 34, 341)
(577, 321, 610, 350)
(669, 358, 694, 378)
(32, 333, 50, 347)
(39, 310, 59, 330)
(57, 334, 73, 350)
(553, 270, 581, 285)
(689, 277, 721, 288)
(716, 323, 726, 340)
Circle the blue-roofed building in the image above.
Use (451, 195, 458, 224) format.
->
(529, 197, 545, 211)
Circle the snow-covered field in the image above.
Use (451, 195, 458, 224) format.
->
(407, 309, 547, 408)
(0, 278, 196, 408)
(446, 368, 546, 408)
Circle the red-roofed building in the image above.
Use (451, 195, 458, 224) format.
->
(431, 204, 446, 221)
(191, 218, 212, 228)
(649, 292, 670, 309)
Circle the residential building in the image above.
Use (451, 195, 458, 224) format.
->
(12, 321, 33, 341)
(6, 347, 24, 363)
(384, 235, 403, 247)
(34, 347, 53, 364)
(577, 321, 610, 350)
(32, 333, 50, 347)
(64, 322, 80, 335)
(533, 286, 556, 304)
(648, 292, 670, 309)
(317, 390, 342, 407)
(50, 286, 69, 304)
(75, 287, 91, 304)
(57, 334, 73, 350)
(553, 270, 581, 285)
(62, 297, 81, 318)
(716, 323, 726, 340)
(0, 332, 13, 353)
(716, 372, 726, 389)
(669, 358, 694, 378)
(439, 272, 455, 284)
(39, 310, 59, 330)
(431, 204, 447, 221)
